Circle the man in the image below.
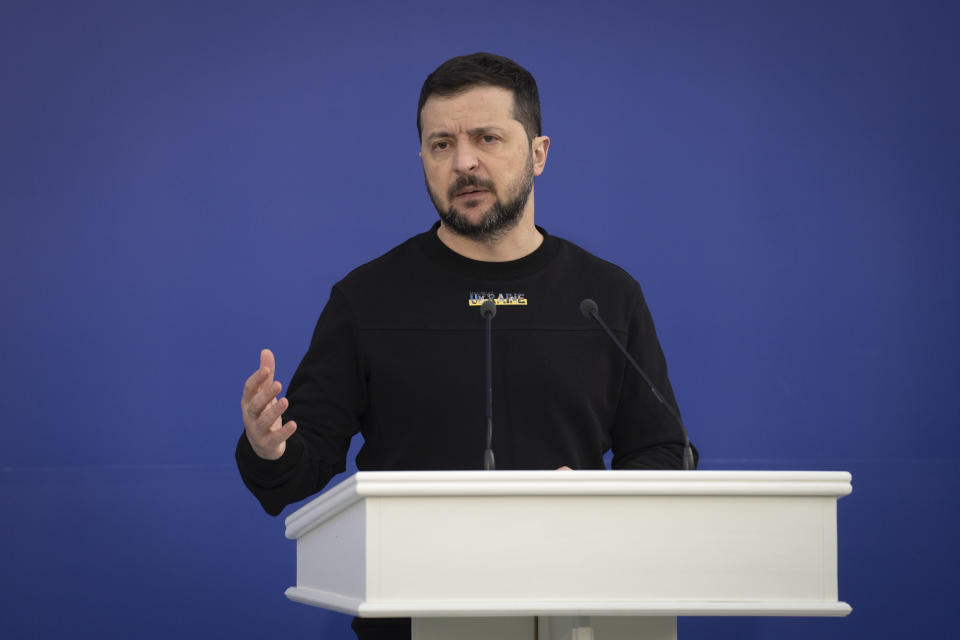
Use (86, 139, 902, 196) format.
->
(237, 52, 693, 640)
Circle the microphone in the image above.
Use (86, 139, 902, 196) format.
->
(579, 298, 695, 470)
(480, 299, 496, 470)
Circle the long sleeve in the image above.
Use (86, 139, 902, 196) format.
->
(235, 287, 367, 515)
(609, 292, 697, 470)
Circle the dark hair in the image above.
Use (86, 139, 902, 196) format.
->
(417, 52, 541, 142)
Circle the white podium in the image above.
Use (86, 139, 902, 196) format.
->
(284, 471, 852, 639)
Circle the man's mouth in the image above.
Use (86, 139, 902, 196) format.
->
(455, 188, 489, 198)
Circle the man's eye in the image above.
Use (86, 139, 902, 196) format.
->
(433, 141, 449, 151)
(481, 135, 498, 144)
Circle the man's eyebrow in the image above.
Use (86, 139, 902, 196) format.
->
(426, 126, 506, 141)
(467, 126, 505, 136)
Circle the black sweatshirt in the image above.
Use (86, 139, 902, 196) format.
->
(236, 224, 691, 516)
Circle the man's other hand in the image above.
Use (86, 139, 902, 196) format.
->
(241, 349, 297, 460)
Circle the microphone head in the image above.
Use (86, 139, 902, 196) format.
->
(480, 299, 497, 319)
(579, 298, 599, 318)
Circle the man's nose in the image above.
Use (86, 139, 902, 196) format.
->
(453, 145, 479, 173)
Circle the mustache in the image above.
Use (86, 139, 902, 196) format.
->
(447, 175, 495, 199)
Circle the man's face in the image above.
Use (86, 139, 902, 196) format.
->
(419, 85, 548, 240)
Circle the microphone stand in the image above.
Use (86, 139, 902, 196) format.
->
(580, 298, 696, 470)
(480, 300, 497, 471)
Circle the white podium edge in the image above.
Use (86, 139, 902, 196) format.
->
(285, 471, 853, 540)
(284, 587, 852, 617)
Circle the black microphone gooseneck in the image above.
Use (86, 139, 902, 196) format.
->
(480, 299, 497, 471)
(579, 298, 695, 470)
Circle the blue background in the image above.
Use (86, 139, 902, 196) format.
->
(2, 1, 957, 637)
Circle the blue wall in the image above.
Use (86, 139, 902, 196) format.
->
(2, 1, 957, 637)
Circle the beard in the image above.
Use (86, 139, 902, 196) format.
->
(426, 151, 534, 242)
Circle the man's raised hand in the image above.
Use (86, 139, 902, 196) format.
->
(241, 349, 297, 460)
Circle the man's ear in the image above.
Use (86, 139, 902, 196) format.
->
(532, 136, 550, 176)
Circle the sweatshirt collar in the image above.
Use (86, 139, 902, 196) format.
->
(417, 221, 561, 280)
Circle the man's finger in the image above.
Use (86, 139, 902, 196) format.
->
(250, 420, 297, 461)
(267, 401, 292, 433)
(247, 379, 281, 413)
(265, 420, 297, 444)
(242, 349, 277, 404)
(240, 381, 280, 424)
(258, 419, 298, 454)
(260, 349, 276, 376)
(242, 367, 271, 400)
(255, 396, 289, 435)
(243, 390, 289, 434)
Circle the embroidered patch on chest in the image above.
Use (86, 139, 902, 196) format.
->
(468, 292, 528, 307)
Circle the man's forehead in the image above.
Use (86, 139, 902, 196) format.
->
(420, 85, 519, 133)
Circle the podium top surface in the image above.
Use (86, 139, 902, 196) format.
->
(285, 470, 851, 540)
